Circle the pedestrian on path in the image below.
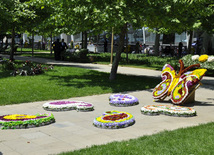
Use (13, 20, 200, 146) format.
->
(61, 39, 68, 60)
(53, 39, 62, 60)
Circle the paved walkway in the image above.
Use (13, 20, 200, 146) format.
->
(0, 54, 214, 155)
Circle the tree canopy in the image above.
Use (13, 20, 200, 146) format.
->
(1, 0, 213, 79)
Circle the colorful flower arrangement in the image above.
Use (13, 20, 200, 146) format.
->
(93, 110, 135, 129)
(0, 59, 54, 76)
(109, 94, 139, 107)
(141, 105, 196, 117)
(0, 113, 55, 129)
(191, 54, 214, 63)
(182, 54, 214, 71)
(43, 101, 94, 112)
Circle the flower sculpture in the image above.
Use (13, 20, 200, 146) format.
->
(141, 105, 196, 117)
(198, 54, 209, 62)
(43, 101, 94, 112)
(109, 94, 139, 107)
(93, 110, 135, 129)
(153, 60, 206, 104)
(0, 113, 55, 129)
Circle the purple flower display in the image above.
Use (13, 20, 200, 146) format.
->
(109, 94, 139, 107)
(43, 101, 94, 112)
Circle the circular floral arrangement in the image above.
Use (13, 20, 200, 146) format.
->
(93, 110, 135, 129)
(141, 105, 196, 117)
(109, 94, 139, 107)
(43, 101, 94, 112)
(0, 113, 55, 129)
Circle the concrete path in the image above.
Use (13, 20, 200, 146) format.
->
(0, 54, 214, 155)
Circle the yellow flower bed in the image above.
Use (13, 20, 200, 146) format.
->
(198, 54, 208, 62)
(3, 114, 37, 120)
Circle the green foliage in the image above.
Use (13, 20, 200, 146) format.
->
(89, 53, 179, 70)
(1, 59, 17, 70)
(64, 49, 89, 62)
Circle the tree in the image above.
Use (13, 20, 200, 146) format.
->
(0, 0, 36, 60)
(140, 0, 214, 54)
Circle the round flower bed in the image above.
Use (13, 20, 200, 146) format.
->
(141, 105, 196, 117)
(0, 113, 55, 129)
(109, 94, 139, 107)
(43, 101, 94, 112)
(93, 110, 135, 129)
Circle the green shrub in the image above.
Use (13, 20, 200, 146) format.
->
(65, 48, 89, 62)
(1, 59, 17, 71)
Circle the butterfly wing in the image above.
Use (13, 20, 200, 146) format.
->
(171, 69, 207, 104)
(153, 64, 176, 100)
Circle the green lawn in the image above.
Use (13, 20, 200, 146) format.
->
(0, 65, 160, 105)
(60, 122, 214, 155)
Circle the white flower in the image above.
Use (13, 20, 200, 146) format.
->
(191, 55, 199, 61)
(207, 56, 214, 62)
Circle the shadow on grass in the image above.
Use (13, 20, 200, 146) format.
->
(48, 70, 161, 93)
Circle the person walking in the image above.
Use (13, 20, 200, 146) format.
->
(53, 39, 62, 60)
(104, 38, 108, 52)
(178, 42, 183, 57)
(61, 39, 68, 60)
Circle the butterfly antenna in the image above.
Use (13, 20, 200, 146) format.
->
(181, 63, 200, 75)
(178, 59, 184, 76)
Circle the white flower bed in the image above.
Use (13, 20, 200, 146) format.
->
(141, 105, 196, 117)
(191, 55, 200, 61)
(207, 56, 214, 62)
(43, 101, 94, 112)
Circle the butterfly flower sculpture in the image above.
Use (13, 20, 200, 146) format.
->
(153, 60, 207, 105)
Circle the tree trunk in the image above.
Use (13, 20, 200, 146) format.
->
(125, 24, 128, 63)
(9, 28, 15, 61)
(154, 31, 160, 56)
(187, 31, 193, 54)
(50, 32, 53, 55)
(32, 32, 34, 57)
(82, 31, 87, 49)
(109, 24, 127, 81)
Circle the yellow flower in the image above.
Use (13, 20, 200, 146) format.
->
(198, 54, 208, 62)
(3, 114, 37, 120)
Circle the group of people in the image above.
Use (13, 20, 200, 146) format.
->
(52, 39, 68, 60)
(135, 42, 147, 54)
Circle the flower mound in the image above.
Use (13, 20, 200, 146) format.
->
(43, 101, 94, 112)
(198, 54, 208, 62)
(141, 105, 196, 117)
(191, 55, 199, 61)
(0, 113, 55, 129)
(207, 56, 214, 62)
(109, 94, 139, 107)
(93, 110, 135, 129)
